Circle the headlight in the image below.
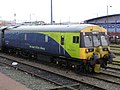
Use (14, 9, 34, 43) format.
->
(102, 48, 108, 51)
(86, 48, 94, 53)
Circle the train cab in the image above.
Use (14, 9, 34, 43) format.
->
(79, 25, 115, 72)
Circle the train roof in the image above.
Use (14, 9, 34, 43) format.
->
(3, 24, 98, 32)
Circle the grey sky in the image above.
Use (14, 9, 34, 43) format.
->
(0, 0, 119, 23)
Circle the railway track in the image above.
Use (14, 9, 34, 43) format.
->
(107, 65, 120, 71)
(112, 52, 120, 56)
(0, 53, 101, 90)
(83, 72, 120, 87)
(112, 61, 120, 66)
(0, 53, 120, 90)
(110, 45, 120, 48)
(0, 54, 80, 90)
(94, 71, 120, 85)
(110, 45, 120, 56)
(106, 64, 120, 75)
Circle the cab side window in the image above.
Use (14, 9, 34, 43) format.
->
(73, 36, 79, 43)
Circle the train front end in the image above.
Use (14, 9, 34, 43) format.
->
(80, 25, 115, 73)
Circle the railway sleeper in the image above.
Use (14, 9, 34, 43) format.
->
(49, 83, 80, 90)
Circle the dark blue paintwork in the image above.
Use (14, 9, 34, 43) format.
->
(4, 32, 70, 57)
(0, 31, 2, 48)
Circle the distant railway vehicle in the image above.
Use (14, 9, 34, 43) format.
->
(0, 24, 115, 73)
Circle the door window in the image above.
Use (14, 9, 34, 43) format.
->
(61, 36, 64, 45)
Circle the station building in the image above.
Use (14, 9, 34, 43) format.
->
(84, 14, 120, 43)
(84, 14, 120, 36)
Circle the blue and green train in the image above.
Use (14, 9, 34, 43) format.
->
(0, 24, 115, 73)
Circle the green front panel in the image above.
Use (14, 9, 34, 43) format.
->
(65, 32, 80, 58)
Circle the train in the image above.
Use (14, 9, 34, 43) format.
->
(0, 24, 115, 73)
(108, 32, 120, 44)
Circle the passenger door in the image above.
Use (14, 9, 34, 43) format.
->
(59, 34, 66, 56)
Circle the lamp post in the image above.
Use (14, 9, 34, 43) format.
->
(106, 5, 112, 29)
(51, 0, 53, 25)
(14, 13, 16, 24)
(106, 5, 108, 30)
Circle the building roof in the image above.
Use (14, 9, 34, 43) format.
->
(84, 14, 120, 22)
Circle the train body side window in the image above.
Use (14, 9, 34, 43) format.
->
(73, 36, 79, 43)
(45, 35, 48, 42)
(24, 33, 27, 40)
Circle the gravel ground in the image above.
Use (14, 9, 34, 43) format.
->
(0, 63, 100, 90)
(0, 64, 56, 90)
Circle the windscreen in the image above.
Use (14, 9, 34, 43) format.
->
(93, 35, 101, 46)
(83, 33, 109, 47)
(100, 35, 108, 46)
(84, 36, 92, 47)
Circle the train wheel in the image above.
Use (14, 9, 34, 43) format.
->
(85, 63, 94, 73)
(8, 49, 12, 54)
(15, 50, 19, 56)
(101, 60, 107, 69)
(21, 50, 30, 59)
(74, 65, 84, 73)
